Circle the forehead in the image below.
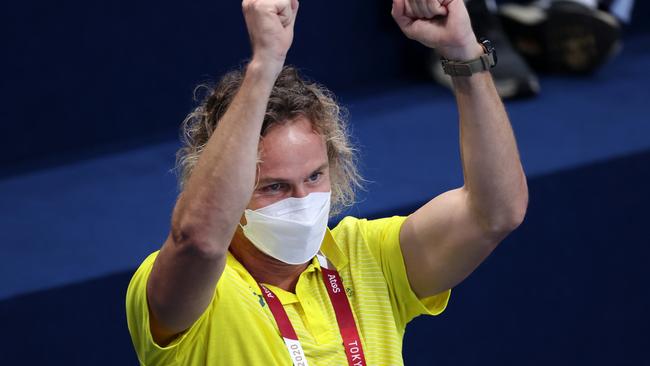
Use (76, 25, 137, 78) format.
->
(258, 117, 328, 178)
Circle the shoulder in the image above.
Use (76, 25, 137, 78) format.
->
(331, 216, 408, 245)
(327, 215, 407, 267)
(125, 251, 244, 364)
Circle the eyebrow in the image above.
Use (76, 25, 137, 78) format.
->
(257, 162, 329, 186)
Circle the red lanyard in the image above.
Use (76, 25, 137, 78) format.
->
(258, 254, 367, 366)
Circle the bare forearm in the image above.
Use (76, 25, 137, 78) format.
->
(146, 60, 281, 341)
(172, 60, 281, 253)
(453, 72, 528, 233)
(144, 0, 298, 344)
(393, 0, 528, 297)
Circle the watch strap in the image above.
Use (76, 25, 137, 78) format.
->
(441, 48, 496, 77)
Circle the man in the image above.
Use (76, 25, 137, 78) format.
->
(126, 0, 528, 364)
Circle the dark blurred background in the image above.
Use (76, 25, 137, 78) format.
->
(1, 0, 649, 364)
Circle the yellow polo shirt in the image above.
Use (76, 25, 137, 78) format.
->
(126, 216, 451, 365)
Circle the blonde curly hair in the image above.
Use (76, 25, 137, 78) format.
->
(175, 65, 362, 216)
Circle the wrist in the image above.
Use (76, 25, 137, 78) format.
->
(246, 57, 284, 85)
(439, 41, 484, 62)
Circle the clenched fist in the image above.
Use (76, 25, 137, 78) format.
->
(243, 0, 299, 73)
(392, 0, 483, 61)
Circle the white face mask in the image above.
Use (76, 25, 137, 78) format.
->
(241, 192, 331, 265)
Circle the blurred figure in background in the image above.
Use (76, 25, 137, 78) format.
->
(431, 0, 636, 99)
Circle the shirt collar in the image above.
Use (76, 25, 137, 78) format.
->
(225, 227, 348, 304)
(319, 227, 348, 270)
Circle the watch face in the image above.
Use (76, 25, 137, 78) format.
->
(479, 37, 497, 66)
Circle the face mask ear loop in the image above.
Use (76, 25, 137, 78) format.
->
(239, 210, 251, 231)
(238, 207, 252, 238)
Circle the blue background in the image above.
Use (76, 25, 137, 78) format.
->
(1, 0, 649, 364)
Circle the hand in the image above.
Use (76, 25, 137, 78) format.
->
(392, 0, 483, 61)
(243, 0, 299, 72)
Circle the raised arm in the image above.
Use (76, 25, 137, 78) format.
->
(146, 0, 299, 345)
(392, 0, 528, 297)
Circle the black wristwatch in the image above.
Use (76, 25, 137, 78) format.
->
(441, 38, 498, 77)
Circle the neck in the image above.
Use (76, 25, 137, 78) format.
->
(230, 230, 309, 293)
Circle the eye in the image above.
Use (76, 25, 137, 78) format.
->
(307, 172, 322, 183)
(261, 183, 285, 193)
